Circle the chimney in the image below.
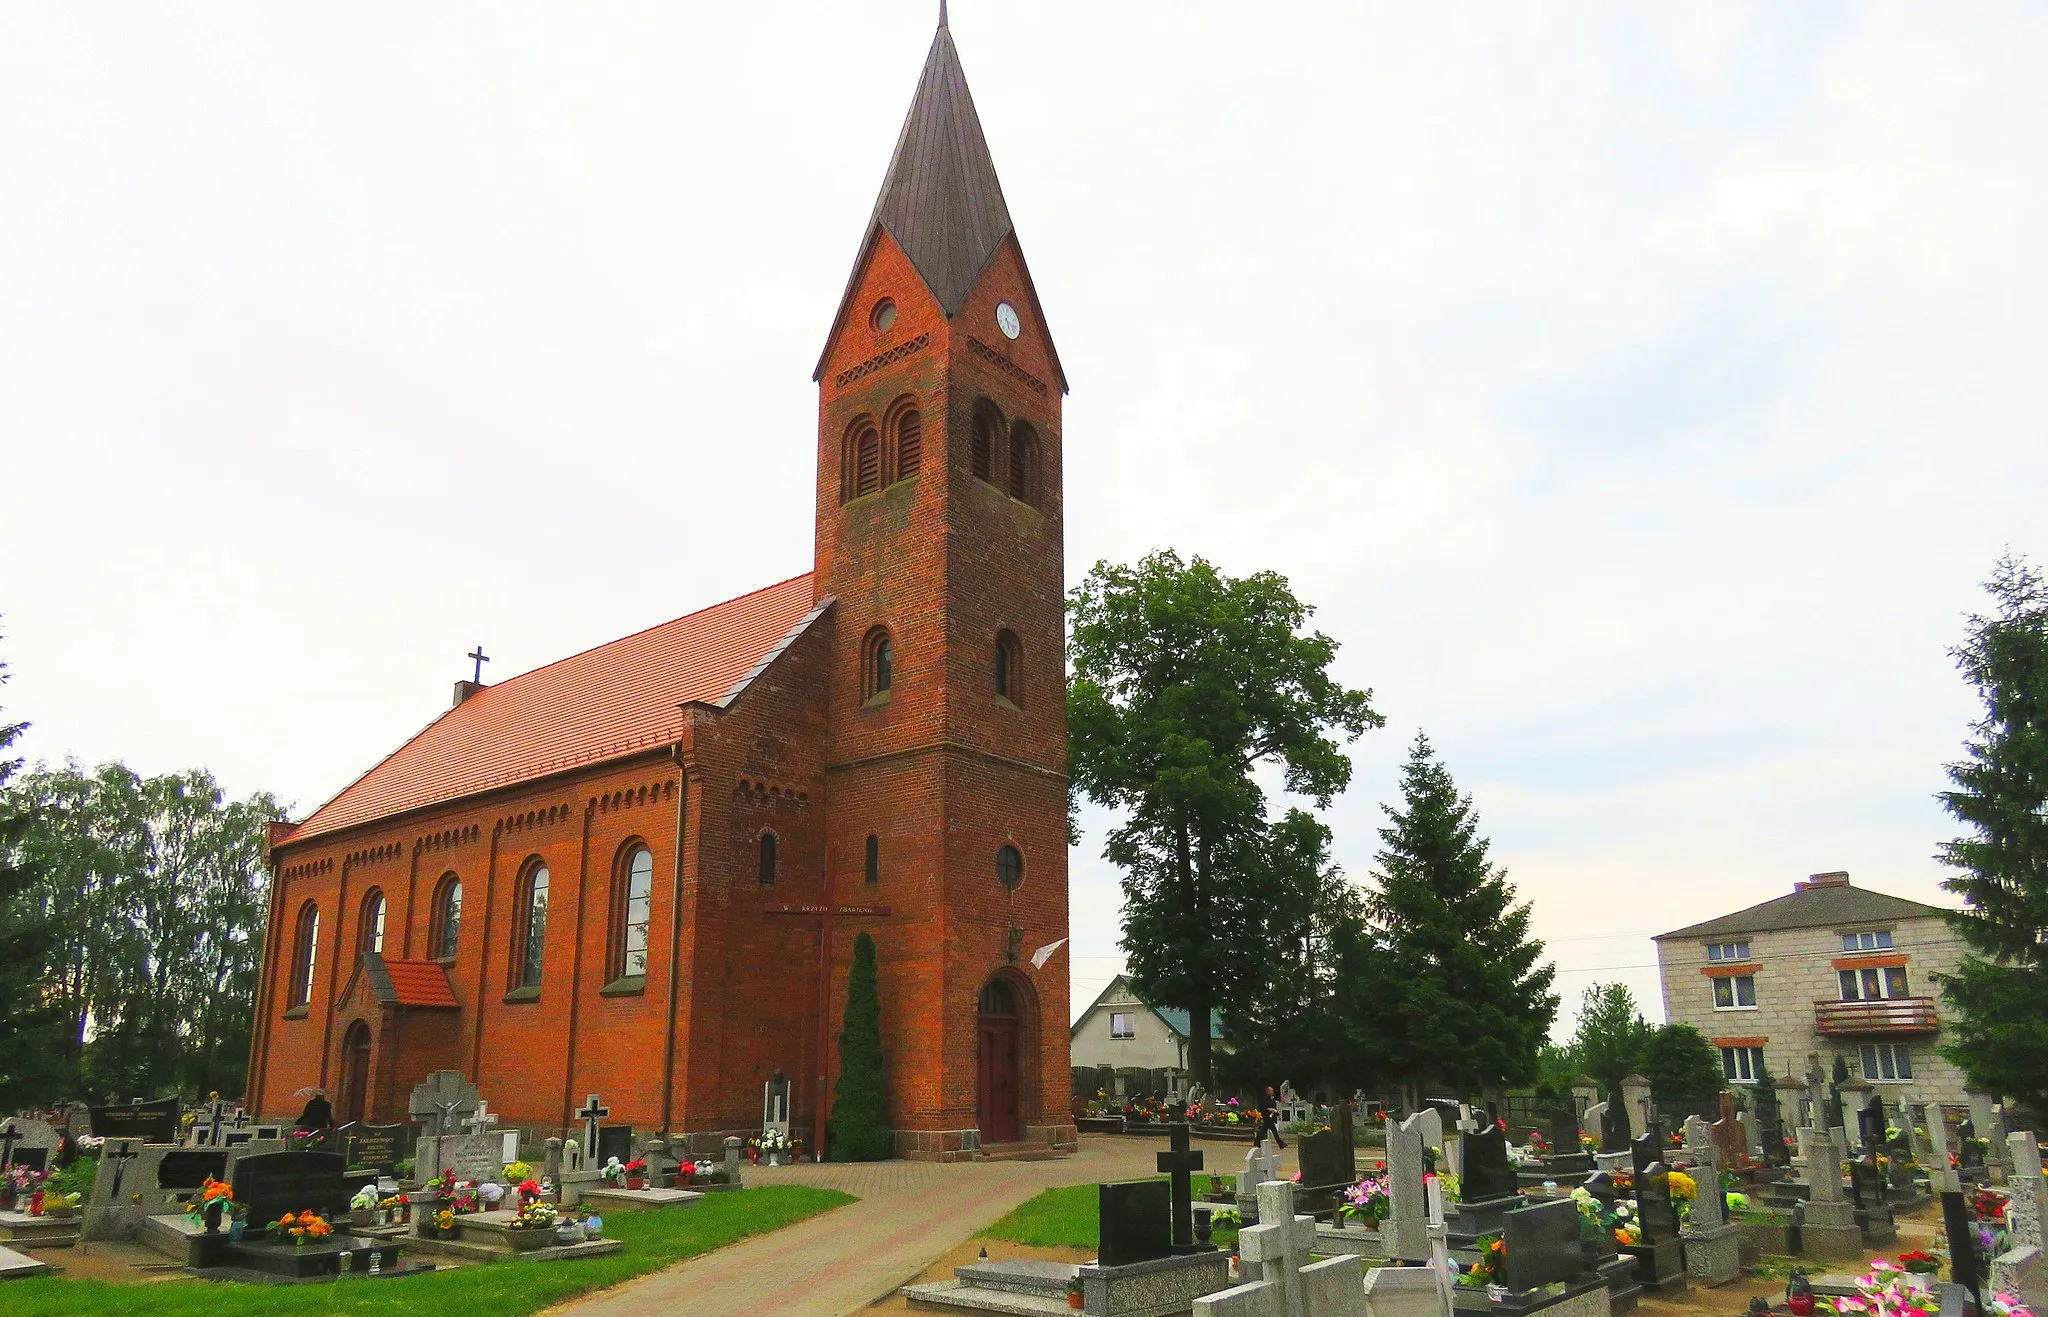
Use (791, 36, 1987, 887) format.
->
(453, 679, 484, 708)
(1800, 870, 1851, 891)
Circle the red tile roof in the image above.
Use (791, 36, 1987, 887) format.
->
(288, 574, 821, 843)
(382, 959, 461, 1009)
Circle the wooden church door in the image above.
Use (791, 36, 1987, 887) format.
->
(341, 1022, 372, 1125)
(976, 979, 1020, 1144)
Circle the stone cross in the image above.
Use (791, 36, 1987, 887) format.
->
(462, 1099, 496, 1134)
(577, 1093, 610, 1159)
(408, 1069, 480, 1137)
(1686, 1125, 1728, 1231)
(1384, 1110, 1431, 1262)
(1239, 1181, 1316, 1309)
(1970, 1094, 2009, 1174)
(1197, 1179, 1369, 1316)
(0, 1121, 18, 1169)
(1157, 1117, 1205, 1254)
(1244, 1139, 1282, 1192)
(1711, 1090, 1747, 1168)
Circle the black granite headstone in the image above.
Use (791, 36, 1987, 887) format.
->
(10, 1148, 48, 1172)
(1942, 1190, 1983, 1310)
(1504, 1199, 1586, 1292)
(1634, 1160, 1679, 1244)
(1297, 1127, 1351, 1190)
(229, 1150, 350, 1228)
(1600, 1101, 1632, 1153)
(157, 1149, 229, 1192)
(596, 1126, 634, 1167)
(89, 1100, 181, 1144)
(345, 1124, 405, 1173)
(1545, 1098, 1581, 1159)
(1099, 1178, 1173, 1268)
(1462, 1123, 1518, 1201)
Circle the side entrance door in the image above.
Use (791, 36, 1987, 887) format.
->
(976, 980, 1021, 1144)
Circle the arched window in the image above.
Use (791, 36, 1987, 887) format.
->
(512, 861, 549, 990)
(996, 844, 1024, 892)
(613, 844, 654, 980)
(357, 888, 386, 957)
(863, 627, 893, 702)
(995, 630, 1023, 705)
(893, 406, 922, 482)
(1008, 421, 1038, 504)
(972, 402, 1002, 481)
(865, 834, 880, 886)
(978, 977, 1017, 1016)
(758, 832, 778, 886)
(290, 902, 320, 1008)
(431, 874, 462, 961)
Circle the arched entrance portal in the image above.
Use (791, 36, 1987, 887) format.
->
(340, 1021, 372, 1126)
(976, 978, 1022, 1144)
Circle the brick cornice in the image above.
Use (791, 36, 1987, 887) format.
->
(825, 739, 1068, 781)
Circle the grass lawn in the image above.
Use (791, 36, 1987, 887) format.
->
(0, 1184, 852, 1317)
(978, 1180, 1237, 1252)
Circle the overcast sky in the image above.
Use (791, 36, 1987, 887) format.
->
(4, 3, 2043, 1036)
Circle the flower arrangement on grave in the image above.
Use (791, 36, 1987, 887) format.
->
(286, 1128, 329, 1151)
(2, 1164, 47, 1205)
(601, 1156, 627, 1186)
(507, 1179, 557, 1233)
(1833, 1259, 1946, 1317)
(1610, 1199, 1642, 1246)
(379, 1193, 407, 1223)
(1987, 1295, 2039, 1317)
(1338, 1173, 1391, 1226)
(1973, 1187, 2009, 1222)
(351, 1184, 380, 1214)
(1436, 1172, 1462, 1203)
(435, 1207, 456, 1234)
(269, 1210, 333, 1247)
(429, 1169, 483, 1213)
(1458, 1234, 1507, 1288)
(622, 1158, 649, 1188)
(1895, 1250, 1941, 1276)
(504, 1160, 533, 1181)
(37, 1190, 81, 1218)
(1528, 1130, 1552, 1156)
(1580, 1131, 1598, 1151)
(1666, 1170, 1697, 1204)
(478, 1181, 507, 1209)
(75, 1134, 104, 1154)
(183, 1176, 235, 1227)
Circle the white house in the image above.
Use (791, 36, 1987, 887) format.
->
(1070, 975, 1232, 1075)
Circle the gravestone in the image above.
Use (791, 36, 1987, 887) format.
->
(1620, 1076, 1651, 1141)
(1382, 1111, 1431, 1263)
(762, 1074, 791, 1139)
(1627, 1152, 1687, 1295)
(1796, 1127, 1862, 1258)
(0, 1117, 59, 1171)
(1411, 1106, 1445, 1177)
(156, 1148, 230, 1192)
(1238, 1138, 1283, 1224)
(426, 1132, 503, 1184)
(344, 1123, 405, 1174)
(596, 1125, 634, 1168)
(1681, 1117, 1739, 1285)
(1924, 1106, 1961, 1194)
(1848, 1156, 1896, 1244)
(1459, 1121, 1518, 1204)
(1763, 1079, 1795, 1167)
(1331, 1101, 1358, 1183)
(1710, 1091, 1747, 1170)
(1099, 1177, 1173, 1267)
(1991, 1131, 2048, 1311)
(1599, 1099, 1632, 1154)
(230, 1150, 351, 1228)
(407, 1071, 479, 1137)
(1195, 1179, 1365, 1317)
(1969, 1093, 2008, 1178)
(88, 1100, 180, 1143)
(1297, 1126, 1353, 1216)
(1503, 1197, 1585, 1292)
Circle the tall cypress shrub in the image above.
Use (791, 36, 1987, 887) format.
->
(828, 932, 892, 1161)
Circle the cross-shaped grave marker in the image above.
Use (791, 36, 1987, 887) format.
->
(577, 1093, 611, 1163)
(203, 1095, 230, 1147)
(1235, 1180, 1316, 1313)
(1156, 1107, 1206, 1254)
(463, 1099, 496, 1134)
(408, 1069, 480, 1137)
(0, 1121, 19, 1169)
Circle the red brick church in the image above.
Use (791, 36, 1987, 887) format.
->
(246, 13, 1074, 1161)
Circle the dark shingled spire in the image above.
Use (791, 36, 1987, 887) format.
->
(816, 15, 1060, 384)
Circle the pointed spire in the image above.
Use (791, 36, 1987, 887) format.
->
(938, 0, 948, 29)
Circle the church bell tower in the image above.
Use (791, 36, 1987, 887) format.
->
(810, 10, 1073, 1158)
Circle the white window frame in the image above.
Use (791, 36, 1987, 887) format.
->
(1712, 974, 1758, 1010)
(1721, 1046, 1766, 1083)
(1860, 1043, 1914, 1082)
(1841, 930, 1895, 952)
(1839, 966, 1912, 1001)
(1705, 940, 1751, 963)
(1109, 1011, 1135, 1039)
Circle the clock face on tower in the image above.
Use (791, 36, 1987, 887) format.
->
(995, 301, 1021, 339)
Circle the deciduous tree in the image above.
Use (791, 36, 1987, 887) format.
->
(1570, 982, 1655, 1096)
(1069, 550, 1380, 1086)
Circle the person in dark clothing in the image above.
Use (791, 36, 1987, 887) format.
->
(294, 1092, 334, 1132)
(1257, 1085, 1286, 1149)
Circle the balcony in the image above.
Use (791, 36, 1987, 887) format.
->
(1814, 997, 1940, 1036)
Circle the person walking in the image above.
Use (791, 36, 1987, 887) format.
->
(1257, 1085, 1286, 1149)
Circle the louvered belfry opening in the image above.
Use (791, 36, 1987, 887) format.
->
(1007, 421, 1036, 504)
(972, 403, 999, 481)
(896, 407, 922, 480)
(855, 424, 881, 497)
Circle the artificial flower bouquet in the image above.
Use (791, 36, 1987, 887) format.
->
(186, 1176, 237, 1226)
(1834, 1260, 1943, 1317)
(269, 1210, 333, 1247)
(1458, 1234, 1507, 1288)
(1895, 1250, 1940, 1276)
(504, 1160, 533, 1181)
(1338, 1174, 1391, 1226)
(601, 1157, 628, 1186)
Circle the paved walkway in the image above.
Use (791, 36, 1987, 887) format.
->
(556, 1136, 1219, 1317)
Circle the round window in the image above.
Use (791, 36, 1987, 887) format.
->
(871, 298, 898, 333)
(996, 844, 1023, 891)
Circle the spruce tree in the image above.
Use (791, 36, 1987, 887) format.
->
(827, 932, 892, 1161)
(1352, 732, 1557, 1104)
(0, 631, 66, 1108)
(1937, 554, 2048, 1110)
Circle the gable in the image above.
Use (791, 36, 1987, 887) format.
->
(285, 575, 824, 844)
